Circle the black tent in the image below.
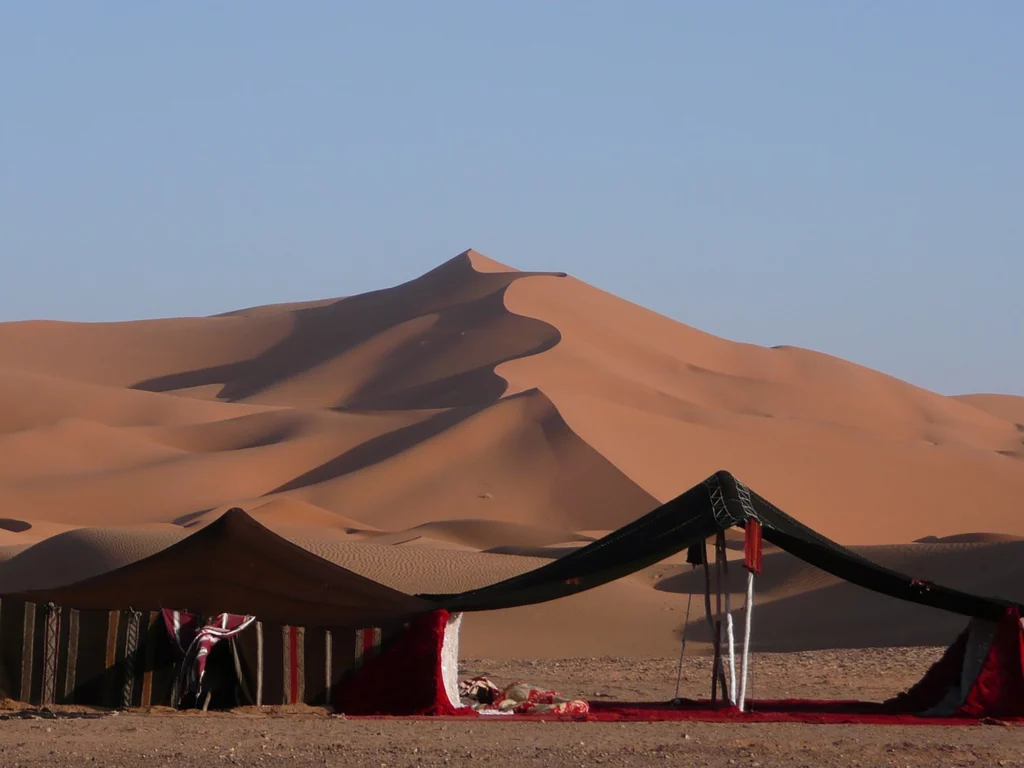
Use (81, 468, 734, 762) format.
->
(421, 470, 1017, 620)
(1, 509, 430, 709)
(393, 471, 1024, 719)
(15, 507, 431, 628)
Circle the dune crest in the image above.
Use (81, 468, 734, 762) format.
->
(496, 272, 1024, 541)
(954, 393, 1024, 426)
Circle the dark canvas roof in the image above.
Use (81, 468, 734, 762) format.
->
(422, 471, 1021, 621)
(12, 472, 1017, 629)
(14, 508, 431, 629)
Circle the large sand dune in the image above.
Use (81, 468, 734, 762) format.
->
(0, 249, 1021, 656)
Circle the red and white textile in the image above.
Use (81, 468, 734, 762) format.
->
(886, 606, 1024, 719)
(333, 610, 469, 716)
(162, 609, 255, 698)
(459, 676, 590, 716)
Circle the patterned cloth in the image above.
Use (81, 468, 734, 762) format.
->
(162, 610, 255, 700)
(458, 676, 590, 716)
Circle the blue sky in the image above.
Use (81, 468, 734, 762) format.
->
(1, 2, 1021, 395)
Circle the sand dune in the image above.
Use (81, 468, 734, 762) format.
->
(0, 366, 270, 434)
(496, 272, 1024, 541)
(359, 519, 592, 551)
(0, 526, 186, 593)
(0, 417, 187, 481)
(242, 497, 377, 533)
(0, 518, 87, 549)
(915, 532, 1024, 543)
(954, 393, 1024, 425)
(275, 388, 658, 531)
(0, 248, 1021, 656)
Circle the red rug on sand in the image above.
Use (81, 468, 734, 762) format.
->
(342, 699, 1023, 725)
(574, 699, 1023, 725)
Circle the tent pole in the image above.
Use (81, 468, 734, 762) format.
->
(713, 534, 728, 704)
(701, 543, 720, 705)
(739, 569, 755, 712)
(723, 541, 737, 706)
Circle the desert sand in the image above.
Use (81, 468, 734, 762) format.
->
(2, 650, 1022, 767)
(0, 249, 1022, 661)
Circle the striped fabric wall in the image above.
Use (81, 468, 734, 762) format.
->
(0, 597, 397, 709)
(236, 621, 390, 706)
(0, 600, 178, 707)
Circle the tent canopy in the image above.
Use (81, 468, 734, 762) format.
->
(14, 507, 431, 629)
(11, 471, 1018, 629)
(421, 471, 1019, 621)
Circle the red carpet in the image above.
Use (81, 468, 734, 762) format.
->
(342, 699, 1023, 725)
(576, 699, 1024, 725)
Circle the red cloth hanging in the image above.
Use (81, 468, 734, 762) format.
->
(744, 520, 763, 574)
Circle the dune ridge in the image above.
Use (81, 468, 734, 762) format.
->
(0, 248, 1021, 656)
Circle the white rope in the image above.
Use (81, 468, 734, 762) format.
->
(739, 570, 755, 712)
(725, 580, 736, 706)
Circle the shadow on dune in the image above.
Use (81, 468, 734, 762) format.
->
(270, 389, 542, 494)
(662, 575, 979, 651)
(725, 581, 970, 651)
(336, 286, 560, 409)
(132, 253, 565, 408)
(657, 541, 1024, 651)
(173, 507, 215, 527)
(271, 405, 486, 493)
(266, 386, 660, 532)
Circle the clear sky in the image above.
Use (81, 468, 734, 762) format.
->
(1, 2, 1021, 395)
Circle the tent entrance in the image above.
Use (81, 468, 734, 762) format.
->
(180, 638, 251, 711)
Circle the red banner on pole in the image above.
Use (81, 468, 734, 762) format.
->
(744, 520, 763, 575)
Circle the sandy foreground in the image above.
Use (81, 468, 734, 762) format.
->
(1, 650, 1021, 768)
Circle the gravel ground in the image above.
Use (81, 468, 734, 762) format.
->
(459, 646, 952, 703)
(1, 648, 1021, 768)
